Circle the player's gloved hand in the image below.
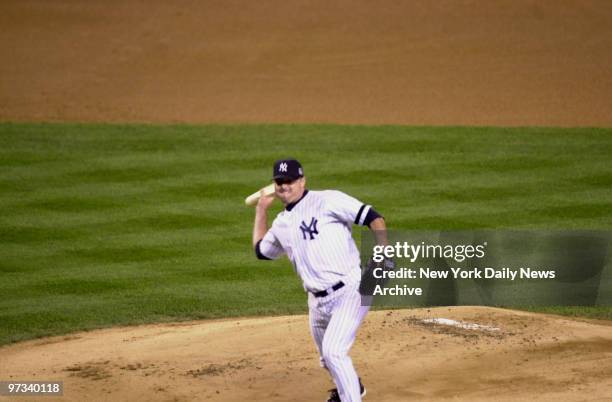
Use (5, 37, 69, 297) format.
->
(359, 256, 395, 295)
(378, 257, 395, 288)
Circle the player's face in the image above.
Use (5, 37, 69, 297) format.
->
(274, 177, 306, 205)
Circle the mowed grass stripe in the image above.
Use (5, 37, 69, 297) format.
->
(0, 123, 611, 345)
(5, 179, 607, 231)
(3, 181, 259, 213)
(392, 201, 612, 229)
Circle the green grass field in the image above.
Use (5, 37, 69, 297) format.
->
(1, 123, 611, 345)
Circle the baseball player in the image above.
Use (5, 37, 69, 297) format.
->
(252, 159, 389, 402)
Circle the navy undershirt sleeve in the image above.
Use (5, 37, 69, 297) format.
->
(255, 239, 272, 260)
(363, 207, 383, 227)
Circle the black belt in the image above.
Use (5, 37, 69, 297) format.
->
(313, 281, 345, 298)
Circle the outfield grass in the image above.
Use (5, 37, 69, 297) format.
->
(1, 123, 611, 345)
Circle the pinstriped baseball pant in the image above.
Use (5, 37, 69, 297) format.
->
(308, 281, 370, 402)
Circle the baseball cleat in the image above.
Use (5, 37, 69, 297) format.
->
(326, 388, 340, 402)
(325, 379, 366, 401)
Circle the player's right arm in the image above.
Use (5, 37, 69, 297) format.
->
(368, 215, 389, 247)
(252, 194, 275, 248)
(252, 194, 284, 260)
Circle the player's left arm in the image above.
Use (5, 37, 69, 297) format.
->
(325, 190, 387, 242)
(360, 209, 394, 293)
(367, 216, 389, 247)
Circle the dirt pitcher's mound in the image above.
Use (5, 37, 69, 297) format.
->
(1, 307, 611, 401)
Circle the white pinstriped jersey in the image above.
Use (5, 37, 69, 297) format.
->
(259, 190, 371, 293)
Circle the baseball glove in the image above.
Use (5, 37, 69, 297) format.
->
(359, 256, 395, 295)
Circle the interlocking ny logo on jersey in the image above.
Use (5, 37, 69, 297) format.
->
(300, 217, 319, 240)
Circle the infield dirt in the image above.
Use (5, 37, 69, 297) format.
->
(1, 307, 611, 401)
(1, 0, 611, 126)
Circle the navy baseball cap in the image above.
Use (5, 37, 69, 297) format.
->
(273, 159, 304, 180)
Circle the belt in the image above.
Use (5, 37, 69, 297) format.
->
(313, 281, 345, 298)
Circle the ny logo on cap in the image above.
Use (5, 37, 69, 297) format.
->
(279, 163, 288, 172)
(300, 217, 319, 240)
